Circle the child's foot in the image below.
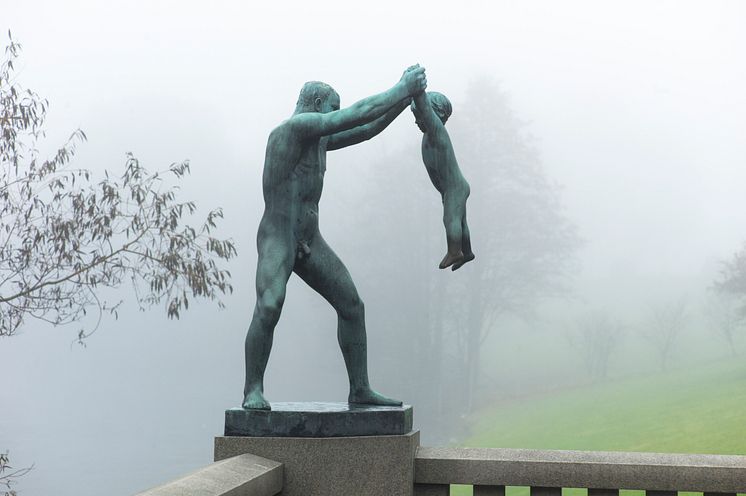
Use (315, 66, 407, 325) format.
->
(242, 388, 271, 410)
(349, 388, 402, 407)
(439, 251, 464, 269)
(451, 252, 475, 271)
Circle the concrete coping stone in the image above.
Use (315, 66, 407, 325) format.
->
(134, 453, 283, 496)
(415, 447, 746, 492)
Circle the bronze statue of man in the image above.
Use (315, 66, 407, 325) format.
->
(243, 66, 427, 410)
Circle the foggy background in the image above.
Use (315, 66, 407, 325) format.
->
(2, 1, 746, 494)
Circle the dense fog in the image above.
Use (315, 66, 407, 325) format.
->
(2, 1, 745, 494)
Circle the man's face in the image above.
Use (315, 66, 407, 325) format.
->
(320, 92, 340, 114)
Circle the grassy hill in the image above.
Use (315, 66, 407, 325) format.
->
(450, 358, 746, 495)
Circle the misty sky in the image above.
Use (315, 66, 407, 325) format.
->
(2, 1, 746, 495)
(6, 0, 746, 281)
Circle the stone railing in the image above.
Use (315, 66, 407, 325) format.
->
(414, 447, 746, 495)
(134, 453, 282, 496)
(135, 443, 746, 495)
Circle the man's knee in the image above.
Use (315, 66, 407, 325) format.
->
(338, 295, 364, 321)
(255, 294, 284, 327)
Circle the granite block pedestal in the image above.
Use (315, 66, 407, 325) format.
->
(216, 403, 419, 496)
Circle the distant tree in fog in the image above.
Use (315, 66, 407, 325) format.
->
(355, 77, 580, 420)
(446, 78, 580, 410)
(568, 310, 624, 381)
(714, 244, 746, 324)
(642, 299, 687, 371)
(704, 292, 742, 356)
(0, 34, 236, 340)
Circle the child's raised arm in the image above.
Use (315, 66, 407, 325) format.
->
(411, 91, 443, 134)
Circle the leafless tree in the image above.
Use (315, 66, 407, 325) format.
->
(568, 310, 624, 381)
(714, 243, 746, 322)
(446, 78, 581, 410)
(703, 292, 742, 357)
(354, 77, 580, 419)
(642, 299, 687, 371)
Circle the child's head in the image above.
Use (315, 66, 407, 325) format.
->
(428, 92, 452, 124)
(410, 91, 453, 130)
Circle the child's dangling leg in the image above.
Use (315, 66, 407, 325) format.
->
(439, 191, 465, 269)
(451, 215, 475, 271)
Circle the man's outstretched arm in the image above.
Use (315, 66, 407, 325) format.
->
(292, 66, 426, 139)
(327, 98, 411, 151)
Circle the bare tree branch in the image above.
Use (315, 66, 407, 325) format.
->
(0, 33, 237, 339)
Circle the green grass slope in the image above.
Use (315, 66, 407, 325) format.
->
(466, 358, 746, 454)
(449, 358, 746, 495)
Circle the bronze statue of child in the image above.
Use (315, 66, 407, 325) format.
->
(411, 90, 475, 270)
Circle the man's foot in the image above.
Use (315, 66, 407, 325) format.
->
(439, 251, 464, 270)
(242, 388, 271, 410)
(349, 388, 403, 407)
(451, 251, 475, 271)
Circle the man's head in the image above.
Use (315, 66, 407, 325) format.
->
(411, 91, 453, 132)
(295, 81, 340, 114)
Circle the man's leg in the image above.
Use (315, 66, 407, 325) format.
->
(243, 233, 294, 410)
(294, 233, 402, 406)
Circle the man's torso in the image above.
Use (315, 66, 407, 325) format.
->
(260, 122, 328, 242)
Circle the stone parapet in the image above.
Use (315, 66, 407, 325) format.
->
(135, 453, 282, 496)
(215, 430, 420, 496)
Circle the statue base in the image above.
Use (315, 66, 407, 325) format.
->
(224, 402, 413, 437)
(215, 430, 419, 496)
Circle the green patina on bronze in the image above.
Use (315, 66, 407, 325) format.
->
(243, 66, 428, 410)
(411, 91, 474, 271)
(226, 403, 413, 437)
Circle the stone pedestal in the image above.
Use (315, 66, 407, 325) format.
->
(218, 402, 418, 495)
(216, 427, 419, 496)
(215, 431, 419, 496)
